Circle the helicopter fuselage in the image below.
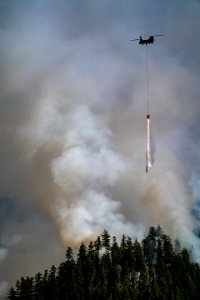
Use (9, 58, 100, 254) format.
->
(139, 36, 154, 45)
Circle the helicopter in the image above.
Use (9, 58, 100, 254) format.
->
(130, 35, 164, 45)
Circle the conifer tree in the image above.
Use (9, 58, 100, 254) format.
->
(34, 272, 43, 299)
(101, 229, 111, 250)
(94, 236, 102, 253)
(7, 287, 17, 300)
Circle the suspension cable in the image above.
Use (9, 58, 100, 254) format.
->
(145, 45, 150, 115)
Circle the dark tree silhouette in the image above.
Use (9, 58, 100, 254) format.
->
(7, 227, 200, 300)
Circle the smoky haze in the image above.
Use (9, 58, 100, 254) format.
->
(1, 0, 200, 297)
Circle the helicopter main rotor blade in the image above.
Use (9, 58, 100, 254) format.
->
(153, 35, 164, 37)
(130, 39, 140, 41)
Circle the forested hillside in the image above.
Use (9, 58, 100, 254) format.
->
(8, 226, 200, 299)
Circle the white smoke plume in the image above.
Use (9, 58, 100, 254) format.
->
(19, 101, 144, 245)
(49, 105, 143, 245)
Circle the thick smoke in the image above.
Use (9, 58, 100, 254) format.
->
(49, 104, 143, 245)
(1, 0, 200, 296)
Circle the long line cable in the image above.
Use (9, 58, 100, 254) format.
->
(145, 45, 150, 115)
(145, 44, 153, 172)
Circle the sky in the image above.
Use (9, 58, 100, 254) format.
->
(1, 0, 200, 296)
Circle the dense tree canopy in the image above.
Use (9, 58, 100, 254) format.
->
(7, 226, 200, 299)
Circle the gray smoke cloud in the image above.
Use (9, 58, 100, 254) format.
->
(1, 0, 200, 297)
